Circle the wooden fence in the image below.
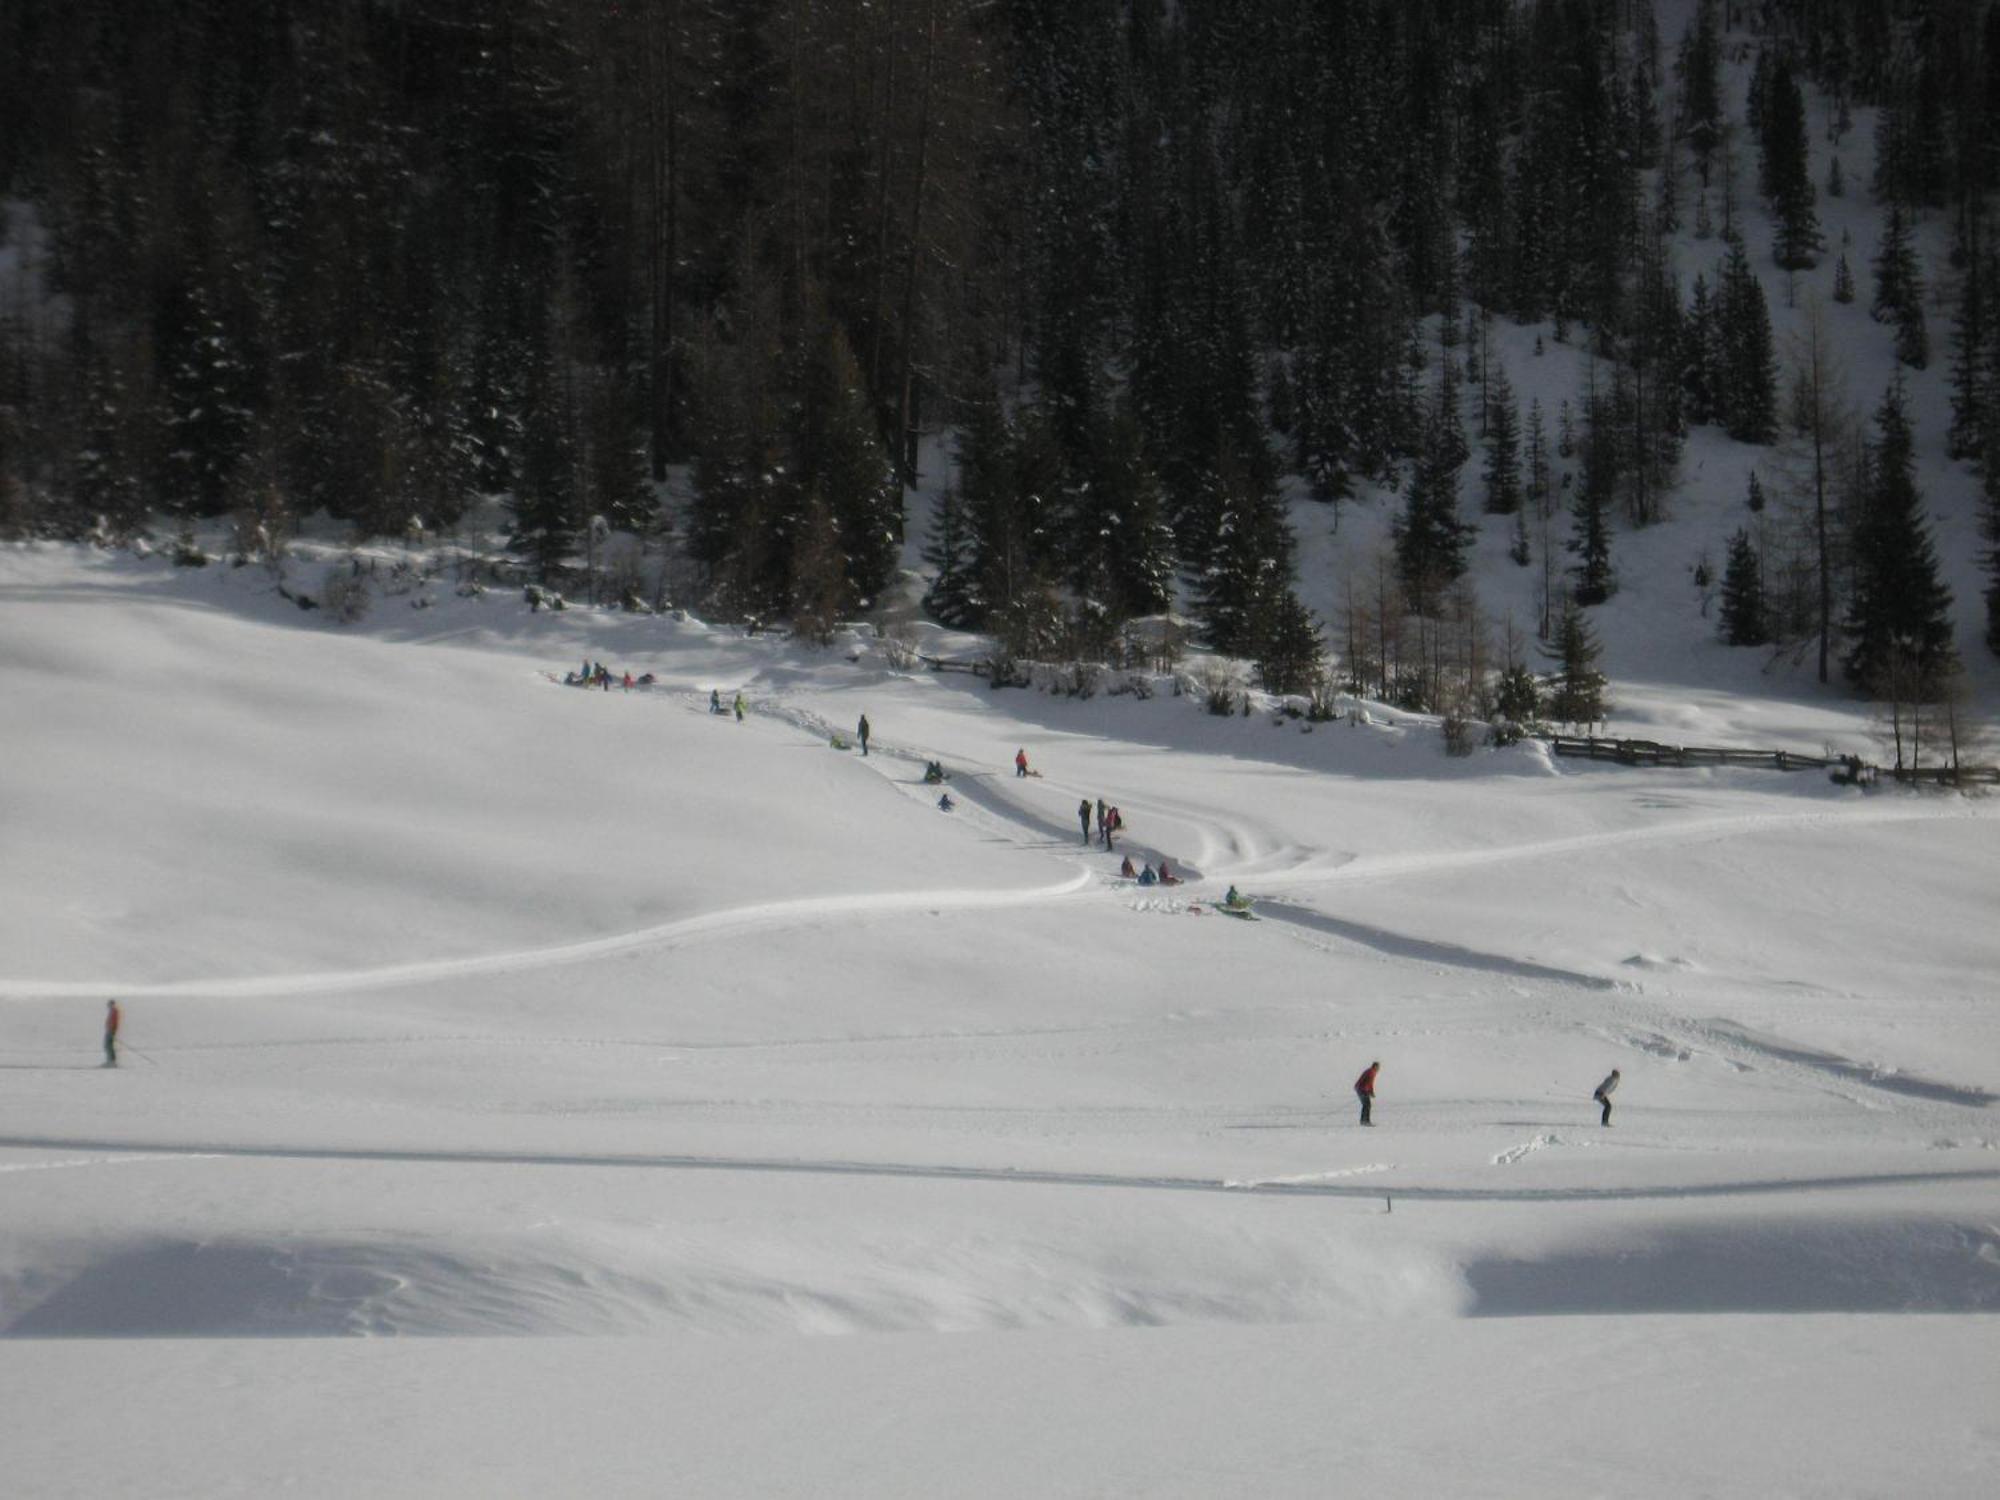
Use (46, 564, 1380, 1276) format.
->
(1546, 735, 1997, 785)
(917, 653, 989, 676)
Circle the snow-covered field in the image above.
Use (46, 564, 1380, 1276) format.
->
(2, 544, 1996, 1497)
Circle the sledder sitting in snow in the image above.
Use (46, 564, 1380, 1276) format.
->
(1119, 855, 1137, 879)
(1137, 863, 1157, 887)
(1224, 884, 1246, 909)
(1158, 859, 1181, 885)
(937, 792, 956, 812)
(923, 761, 947, 784)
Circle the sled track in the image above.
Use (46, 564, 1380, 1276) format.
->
(0, 872, 1091, 1001)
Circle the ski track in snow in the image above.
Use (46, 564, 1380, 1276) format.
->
(1, 1132, 1995, 1205)
(1492, 1134, 1575, 1166)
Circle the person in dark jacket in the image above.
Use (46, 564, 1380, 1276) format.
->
(858, 714, 871, 756)
(1593, 1068, 1621, 1126)
(1355, 1060, 1380, 1126)
(1078, 800, 1092, 843)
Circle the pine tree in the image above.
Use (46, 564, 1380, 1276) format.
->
(1525, 398, 1551, 515)
(1677, 1, 1724, 182)
(1192, 452, 1295, 657)
(1718, 527, 1768, 645)
(687, 299, 790, 619)
(1546, 598, 1608, 727)
(508, 340, 580, 587)
(1984, 444, 2000, 657)
(1483, 364, 1523, 515)
(1258, 589, 1325, 695)
(1832, 251, 1855, 304)
(1946, 247, 1990, 462)
(1394, 408, 1473, 618)
(155, 274, 254, 518)
(1760, 57, 1822, 271)
(1747, 469, 1766, 512)
(1718, 240, 1778, 443)
(921, 486, 982, 628)
(794, 315, 900, 609)
(67, 316, 147, 540)
(1842, 377, 1956, 692)
(1895, 296, 1931, 371)
(789, 489, 846, 644)
(1084, 402, 1176, 620)
(1682, 272, 1720, 424)
(1871, 204, 1917, 321)
(957, 396, 1032, 628)
(1569, 394, 1617, 604)
(1871, 203, 1928, 367)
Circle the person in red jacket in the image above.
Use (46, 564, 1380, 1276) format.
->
(103, 999, 121, 1068)
(1354, 1060, 1380, 1126)
(1014, 747, 1029, 777)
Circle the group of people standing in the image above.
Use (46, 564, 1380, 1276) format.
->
(1080, 798, 1123, 848)
(570, 660, 655, 692)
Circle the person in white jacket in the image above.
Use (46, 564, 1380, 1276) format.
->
(1593, 1068, 1621, 1126)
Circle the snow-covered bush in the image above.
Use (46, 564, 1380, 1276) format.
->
(1196, 660, 1242, 716)
(320, 565, 370, 624)
(881, 624, 922, 672)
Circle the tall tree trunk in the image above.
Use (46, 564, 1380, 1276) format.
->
(646, 0, 681, 479)
(868, 0, 901, 403)
(892, 0, 939, 486)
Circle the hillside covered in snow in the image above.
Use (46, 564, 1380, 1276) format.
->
(4, 1, 2000, 1494)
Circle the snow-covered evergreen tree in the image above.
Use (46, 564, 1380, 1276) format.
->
(1719, 527, 1768, 646)
(1843, 377, 1955, 693)
(1257, 589, 1325, 695)
(1483, 364, 1523, 516)
(1546, 599, 1608, 727)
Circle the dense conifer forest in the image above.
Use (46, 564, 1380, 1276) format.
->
(2, 0, 1997, 713)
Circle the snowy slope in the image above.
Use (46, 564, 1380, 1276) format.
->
(3, 542, 1997, 1497)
